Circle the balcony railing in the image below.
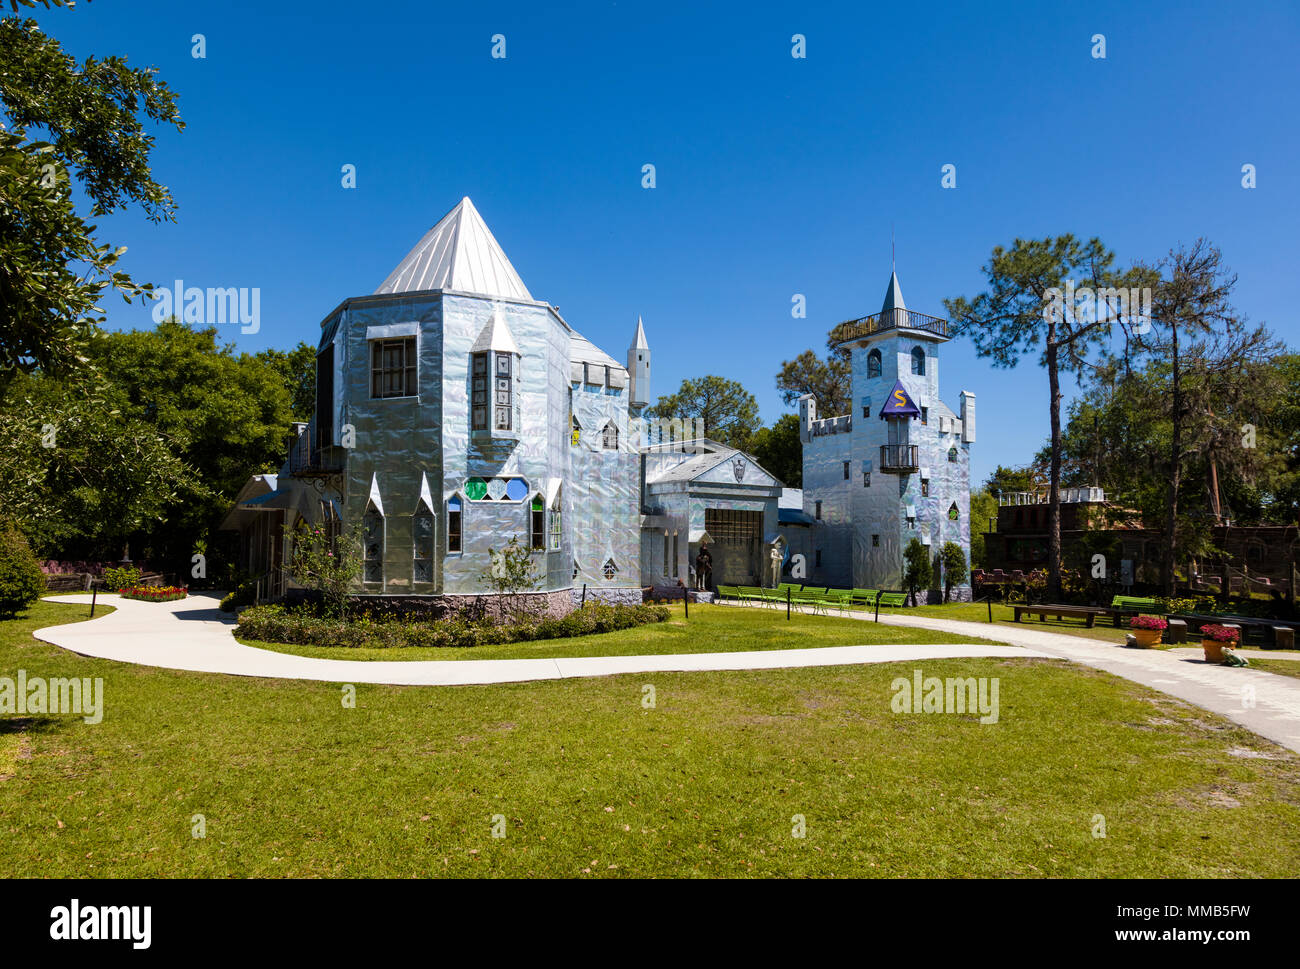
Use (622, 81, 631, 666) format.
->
(879, 444, 919, 473)
(286, 427, 345, 476)
(830, 308, 949, 344)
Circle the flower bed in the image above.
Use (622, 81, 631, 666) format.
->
(119, 586, 188, 602)
(237, 602, 670, 649)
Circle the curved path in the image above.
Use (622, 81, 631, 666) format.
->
(33, 594, 1300, 752)
(33, 593, 1041, 687)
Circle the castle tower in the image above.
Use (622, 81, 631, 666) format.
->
(800, 269, 974, 596)
(628, 316, 650, 410)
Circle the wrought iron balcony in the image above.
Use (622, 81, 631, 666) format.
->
(879, 444, 920, 473)
(286, 426, 345, 476)
(830, 308, 949, 344)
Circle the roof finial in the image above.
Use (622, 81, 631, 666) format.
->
(891, 223, 895, 272)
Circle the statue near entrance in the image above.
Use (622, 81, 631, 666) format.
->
(769, 543, 783, 588)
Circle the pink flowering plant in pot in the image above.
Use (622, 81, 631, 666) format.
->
(1200, 623, 1240, 662)
(1128, 613, 1167, 647)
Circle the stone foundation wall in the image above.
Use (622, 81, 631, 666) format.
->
(570, 587, 643, 608)
(923, 587, 974, 605)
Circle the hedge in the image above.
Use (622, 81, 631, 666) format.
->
(236, 602, 671, 649)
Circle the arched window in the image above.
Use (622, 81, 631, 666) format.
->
(948, 502, 960, 521)
(549, 488, 562, 551)
(570, 415, 581, 447)
(867, 349, 882, 378)
(911, 346, 926, 376)
(602, 558, 618, 580)
(413, 504, 434, 583)
(530, 495, 545, 550)
(363, 504, 384, 584)
(947, 447, 958, 463)
(602, 422, 619, 450)
(446, 496, 462, 553)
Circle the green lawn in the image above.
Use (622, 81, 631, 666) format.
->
(1241, 658, 1300, 679)
(2, 599, 1299, 877)
(237, 601, 1003, 662)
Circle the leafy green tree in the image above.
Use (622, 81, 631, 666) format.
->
(1135, 240, 1282, 593)
(945, 235, 1146, 600)
(647, 375, 760, 451)
(903, 538, 933, 607)
(87, 319, 296, 558)
(0, 517, 45, 616)
(257, 342, 317, 421)
(0, 370, 200, 556)
(983, 465, 1040, 497)
(0, 9, 183, 398)
(939, 541, 968, 603)
(747, 413, 801, 486)
(775, 341, 851, 417)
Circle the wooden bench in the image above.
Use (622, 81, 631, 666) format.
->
(1014, 604, 1109, 627)
(1271, 626, 1295, 649)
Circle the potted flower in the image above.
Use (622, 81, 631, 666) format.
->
(1128, 614, 1167, 648)
(1200, 624, 1240, 663)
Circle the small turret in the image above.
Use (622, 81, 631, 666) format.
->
(628, 316, 650, 409)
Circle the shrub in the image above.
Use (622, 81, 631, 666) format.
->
(102, 565, 142, 591)
(219, 580, 258, 613)
(0, 520, 46, 617)
(1129, 614, 1168, 631)
(236, 602, 671, 650)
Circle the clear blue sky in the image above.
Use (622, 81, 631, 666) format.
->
(28, 0, 1300, 486)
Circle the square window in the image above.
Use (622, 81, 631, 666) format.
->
(371, 337, 417, 399)
(872, 534, 880, 547)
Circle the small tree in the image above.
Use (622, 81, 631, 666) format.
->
(289, 520, 362, 618)
(0, 519, 45, 617)
(903, 538, 932, 607)
(480, 535, 541, 623)
(939, 542, 968, 603)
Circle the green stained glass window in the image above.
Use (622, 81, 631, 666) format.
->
(465, 478, 487, 501)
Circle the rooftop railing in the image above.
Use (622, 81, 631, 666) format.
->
(830, 308, 949, 344)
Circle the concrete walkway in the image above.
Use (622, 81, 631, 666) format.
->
(780, 604, 1300, 753)
(33, 594, 1300, 753)
(33, 593, 1043, 687)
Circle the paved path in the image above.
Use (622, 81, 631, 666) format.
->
(783, 604, 1300, 753)
(33, 594, 1042, 687)
(34, 594, 1300, 752)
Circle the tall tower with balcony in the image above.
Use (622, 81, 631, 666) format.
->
(800, 270, 975, 598)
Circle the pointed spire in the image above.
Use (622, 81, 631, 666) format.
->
(375, 196, 533, 300)
(630, 315, 649, 350)
(881, 270, 906, 314)
(470, 304, 519, 354)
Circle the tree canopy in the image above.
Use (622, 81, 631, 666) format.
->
(646, 375, 760, 451)
(0, 9, 182, 397)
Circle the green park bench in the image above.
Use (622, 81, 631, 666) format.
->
(1109, 595, 1161, 627)
(849, 588, 880, 608)
(877, 592, 908, 607)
